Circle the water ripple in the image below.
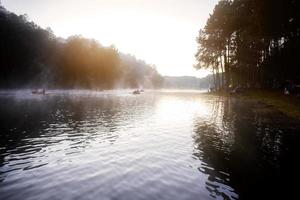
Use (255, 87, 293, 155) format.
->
(0, 90, 300, 199)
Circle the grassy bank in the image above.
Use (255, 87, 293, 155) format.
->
(211, 89, 300, 120)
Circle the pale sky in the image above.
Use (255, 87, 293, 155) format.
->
(2, 0, 218, 78)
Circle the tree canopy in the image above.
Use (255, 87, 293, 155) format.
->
(0, 5, 162, 89)
(195, 0, 300, 90)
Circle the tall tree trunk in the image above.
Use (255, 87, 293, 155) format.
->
(212, 68, 216, 91)
(226, 37, 231, 87)
(224, 53, 230, 88)
(216, 64, 220, 91)
(220, 55, 225, 89)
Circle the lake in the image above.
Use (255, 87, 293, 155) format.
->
(0, 90, 299, 200)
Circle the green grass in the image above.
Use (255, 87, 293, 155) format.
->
(211, 89, 300, 120)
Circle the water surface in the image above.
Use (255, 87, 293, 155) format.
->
(0, 90, 299, 200)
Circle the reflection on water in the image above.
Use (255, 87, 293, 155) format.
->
(0, 90, 299, 200)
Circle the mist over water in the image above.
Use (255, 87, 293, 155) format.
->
(0, 90, 299, 200)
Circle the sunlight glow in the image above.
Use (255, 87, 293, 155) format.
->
(2, 0, 218, 78)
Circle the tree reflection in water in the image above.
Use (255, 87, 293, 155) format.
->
(1, 92, 300, 199)
(193, 97, 300, 199)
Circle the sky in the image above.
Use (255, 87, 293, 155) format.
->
(2, 0, 218, 78)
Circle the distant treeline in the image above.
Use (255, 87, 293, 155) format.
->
(0, 5, 163, 89)
(195, 0, 300, 90)
(163, 75, 214, 89)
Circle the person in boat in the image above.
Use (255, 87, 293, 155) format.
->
(32, 88, 46, 95)
(133, 89, 140, 94)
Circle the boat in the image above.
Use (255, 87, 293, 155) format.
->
(32, 89, 46, 95)
(132, 89, 140, 95)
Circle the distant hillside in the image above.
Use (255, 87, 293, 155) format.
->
(163, 75, 214, 89)
(0, 5, 163, 89)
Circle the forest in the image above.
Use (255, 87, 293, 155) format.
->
(0, 5, 163, 89)
(195, 0, 300, 92)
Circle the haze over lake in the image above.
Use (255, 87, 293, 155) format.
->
(1, 90, 299, 199)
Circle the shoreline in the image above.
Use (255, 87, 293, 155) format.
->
(209, 89, 300, 120)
